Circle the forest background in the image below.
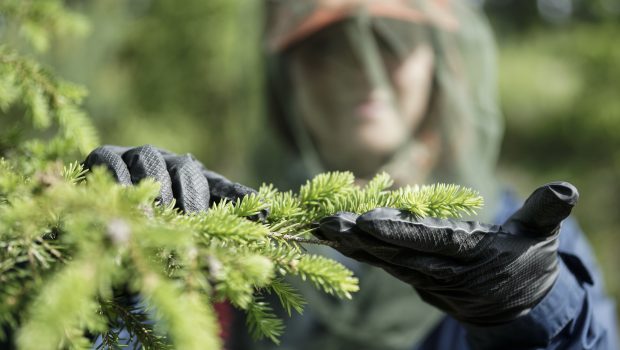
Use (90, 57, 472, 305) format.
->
(1, 0, 618, 324)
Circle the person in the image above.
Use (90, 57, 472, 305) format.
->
(84, 1, 618, 349)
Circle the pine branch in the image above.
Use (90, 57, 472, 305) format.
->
(0, 163, 484, 348)
(62, 161, 89, 184)
(245, 297, 284, 344)
(256, 171, 483, 249)
(0, 0, 89, 52)
(0, 47, 99, 159)
(294, 254, 359, 299)
(0, 154, 485, 349)
(393, 183, 484, 218)
(98, 298, 171, 350)
(0, 4, 484, 346)
(15, 252, 113, 350)
(130, 245, 221, 350)
(267, 279, 305, 317)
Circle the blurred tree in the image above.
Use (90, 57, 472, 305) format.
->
(484, 0, 620, 31)
(495, 19, 620, 304)
(46, 0, 264, 182)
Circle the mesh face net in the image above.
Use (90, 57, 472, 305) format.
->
(265, 0, 504, 216)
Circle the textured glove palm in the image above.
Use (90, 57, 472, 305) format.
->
(315, 182, 579, 325)
(83, 145, 258, 214)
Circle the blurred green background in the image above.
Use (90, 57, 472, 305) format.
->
(3, 0, 618, 319)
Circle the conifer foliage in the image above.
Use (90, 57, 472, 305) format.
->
(0, 2, 484, 349)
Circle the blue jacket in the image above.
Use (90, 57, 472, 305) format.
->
(416, 191, 618, 350)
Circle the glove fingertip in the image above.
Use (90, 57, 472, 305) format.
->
(532, 181, 579, 224)
(83, 146, 132, 185)
(166, 156, 210, 213)
(546, 181, 579, 206)
(122, 144, 174, 206)
(505, 181, 579, 237)
(318, 212, 358, 234)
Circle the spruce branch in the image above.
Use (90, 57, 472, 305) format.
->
(98, 298, 171, 350)
(0, 3, 485, 345)
(267, 279, 305, 317)
(15, 252, 113, 350)
(0, 161, 484, 348)
(129, 244, 221, 350)
(294, 254, 359, 299)
(245, 296, 284, 344)
(0, 47, 99, 159)
(256, 170, 484, 249)
(0, 0, 89, 52)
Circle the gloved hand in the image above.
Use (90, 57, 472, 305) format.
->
(83, 145, 259, 214)
(315, 182, 579, 325)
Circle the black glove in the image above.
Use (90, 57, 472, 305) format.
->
(315, 182, 579, 325)
(83, 145, 259, 213)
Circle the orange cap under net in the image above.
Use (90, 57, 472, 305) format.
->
(266, 0, 458, 52)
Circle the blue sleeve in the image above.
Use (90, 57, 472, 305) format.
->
(416, 218, 618, 350)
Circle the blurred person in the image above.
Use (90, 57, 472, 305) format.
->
(83, 0, 618, 349)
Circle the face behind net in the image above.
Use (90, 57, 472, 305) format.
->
(266, 0, 504, 220)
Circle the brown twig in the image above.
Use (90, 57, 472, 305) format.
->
(266, 232, 340, 249)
